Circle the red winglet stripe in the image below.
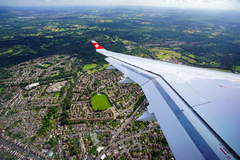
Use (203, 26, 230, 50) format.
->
(220, 148, 226, 155)
(223, 147, 230, 154)
(92, 43, 104, 49)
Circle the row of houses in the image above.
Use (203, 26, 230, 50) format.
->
(1, 134, 27, 149)
(0, 144, 29, 160)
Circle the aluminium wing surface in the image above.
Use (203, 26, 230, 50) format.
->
(91, 40, 240, 160)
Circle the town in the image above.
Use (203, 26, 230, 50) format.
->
(0, 54, 174, 160)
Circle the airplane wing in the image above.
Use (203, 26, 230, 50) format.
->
(91, 40, 240, 160)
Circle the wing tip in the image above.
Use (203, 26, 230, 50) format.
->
(91, 40, 105, 50)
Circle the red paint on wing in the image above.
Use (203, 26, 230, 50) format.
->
(220, 148, 226, 155)
(92, 43, 104, 49)
(223, 147, 230, 154)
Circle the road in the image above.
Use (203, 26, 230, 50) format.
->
(60, 126, 64, 160)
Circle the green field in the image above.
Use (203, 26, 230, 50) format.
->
(50, 73, 58, 77)
(0, 48, 13, 55)
(104, 20, 113, 22)
(89, 64, 109, 74)
(182, 56, 196, 63)
(21, 26, 36, 29)
(83, 64, 93, 70)
(149, 48, 196, 64)
(91, 94, 111, 111)
(12, 48, 25, 56)
(45, 36, 54, 38)
(210, 62, 220, 67)
(40, 95, 46, 98)
(43, 64, 51, 68)
(83, 64, 97, 70)
(89, 26, 97, 29)
(149, 47, 181, 60)
(57, 28, 67, 32)
(188, 54, 196, 59)
(120, 39, 136, 45)
(235, 66, 240, 72)
(54, 93, 60, 97)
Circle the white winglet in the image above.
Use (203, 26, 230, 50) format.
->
(137, 110, 157, 121)
(119, 77, 134, 83)
(106, 65, 116, 70)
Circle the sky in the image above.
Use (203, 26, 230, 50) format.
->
(1, 0, 240, 10)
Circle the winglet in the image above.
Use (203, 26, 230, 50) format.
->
(137, 110, 157, 121)
(91, 40, 106, 52)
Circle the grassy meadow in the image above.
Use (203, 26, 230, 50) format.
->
(91, 94, 111, 111)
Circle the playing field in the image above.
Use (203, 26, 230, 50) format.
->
(83, 64, 97, 70)
(91, 94, 111, 111)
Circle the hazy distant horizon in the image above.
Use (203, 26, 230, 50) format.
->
(1, 0, 240, 11)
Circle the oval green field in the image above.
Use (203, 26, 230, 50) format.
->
(90, 94, 111, 111)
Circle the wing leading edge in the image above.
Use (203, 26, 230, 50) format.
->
(91, 40, 240, 160)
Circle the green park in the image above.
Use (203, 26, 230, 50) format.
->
(90, 94, 111, 111)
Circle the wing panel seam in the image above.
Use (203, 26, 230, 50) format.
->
(151, 78, 219, 160)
